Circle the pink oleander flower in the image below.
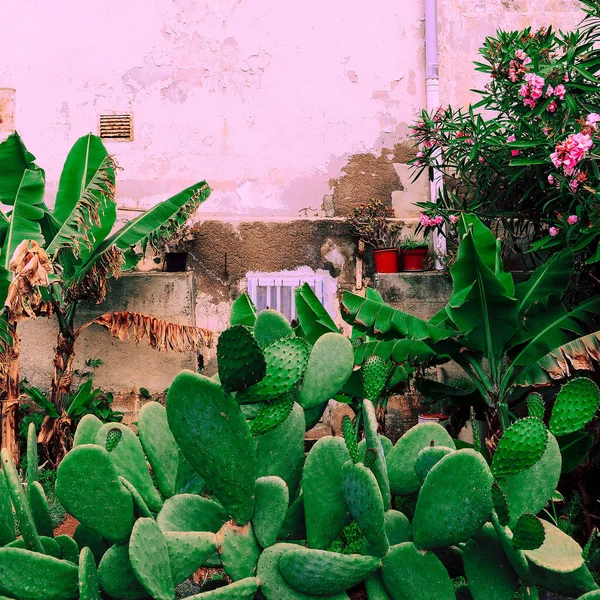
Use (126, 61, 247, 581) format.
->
(429, 215, 444, 226)
(449, 214, 459, 223)
(478, 156, 485, 163)
(563, 73, 569, 82)
(553, 84, 566, 100)
(548, 175, 555, 185)
(509, 68, 517, 83)
(568, 215, 578, 225)
(551, 133, 593, 175)
(507, 134, 516, 142)
(416, 151, 424, 158)
(586, 113, 600, 129)
(523, 98, 536, 108)
(515, 49, 527, 60)
(543, 127, 551, 136)
(570, 179, 579, 192)
(419, 214, 443, 227)
(523, 57, 532, 66)
(519, 84, 529, 98)
(414, 161, 421, 167)
(423, 140, 434, 149)
(547, 101, 557, 113)
(419, 213, 430, 226)
(549, 227, 559, 236)
(545, 85, 554, 98)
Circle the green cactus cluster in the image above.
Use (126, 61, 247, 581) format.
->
(0, 295, 598, 599)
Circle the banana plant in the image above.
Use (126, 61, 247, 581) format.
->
(0, 132, 212, 465)
(341, 214, 600, 434)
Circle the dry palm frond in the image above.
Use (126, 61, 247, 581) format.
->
(66, 245, 123, 304)
(77, 311, 214, 352)
(5, 240, 54, 322)
(517, 331, 600, 386)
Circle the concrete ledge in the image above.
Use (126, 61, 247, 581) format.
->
(374, 271, 453, 320)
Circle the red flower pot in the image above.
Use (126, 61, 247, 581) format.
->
(401, 248, 428, 271)
(373, 248, 399, 273)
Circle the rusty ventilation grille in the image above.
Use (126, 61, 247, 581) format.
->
(99, 113, 133, 142)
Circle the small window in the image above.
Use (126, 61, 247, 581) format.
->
(246, 272, 331, 324)
(99, 112, 134, 142)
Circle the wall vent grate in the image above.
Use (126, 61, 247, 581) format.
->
(99, 113, 133, 142)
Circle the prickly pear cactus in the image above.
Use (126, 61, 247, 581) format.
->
(2, 301, 596, 600)
(549, 377, 600, 437)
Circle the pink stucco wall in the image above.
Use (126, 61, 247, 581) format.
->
(1, 0, 584, 221)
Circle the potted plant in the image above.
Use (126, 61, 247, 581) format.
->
(400, 235, 429, 271)
(164, 224, 195, 272)
(345, 198, 404, 273)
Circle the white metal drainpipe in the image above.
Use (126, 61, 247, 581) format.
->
(425, 0, 447, 268)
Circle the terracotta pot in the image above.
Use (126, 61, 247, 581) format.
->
(164, 252, 188, 272)
(418, 413, 448, 424)
(373, 248, 400, 273)
(401, 247, 428, 271)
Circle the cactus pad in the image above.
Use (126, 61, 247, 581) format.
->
(239, 337, 311, 403)
(303, 436, 351, 549)
(96, 423, 163, 512)
(526, 393, 545, 421)
(98, 544, 148, 600)
(512, 514, 545, 551)
(412, 450, 493, 550)
(362, 355, 392, 401)
(298, 332, 354, 409)
(253, 476, 289, 548)
(167, 371, 257, 524)
(549, 377, 600, 437)
(187, 577, 259, 598)
(384, 510, 412, 545)
(157, 494, 228, 533)
(56, 445, 135, 544)
(463, 525, 518, 600)
(342, 415, 360, 463)
(0, 548, 79, 600)
(254, 309, 294, 347)
(491, 481, 511, 527)
(491, 417, 548, 479)
(387, 423, 456, 496)
(129, 517, 175, 600)
(255, 402, 305, 499)
(341, 460, 389, 557)
(73, 414, 103, 447)
(502, 431, 561, 528)
(164, 532, 216, 584)
(217, 325, 267, 393)
(216, 522, 262, 581)
(26, 421, 38, 486)
(251, 391, 296, 437)
(56, 535, 80, 564)
(257, 543, 349, 600)
(279, 547, 380, 595)
(380, 542, 455, 600)
(79, 547, 101, 600)
(27, 480, 54, 538)
(0, 469, 15, 546)
(137, 401, 180, 498)
(351, 336, 365, 349)
(362, 399, 391, 511)
(414, 446, 454, 484)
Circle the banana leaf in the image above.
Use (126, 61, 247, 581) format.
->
(70, 181, 211, 284)
(509, 296, 600, 367)
(341, 291, 450, 342)
(447, 229, 519, 365)
(47, 134, 116, 262)
(353, 338, 436, 365)
(295, 282, 338, 344)
(1, 169, 46, 274)
(516, 330, 600, 386)
(515, 249, 574, 316)
(0, 132, 41, 206)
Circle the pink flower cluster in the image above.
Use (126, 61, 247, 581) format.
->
(508, 50, 532, 82)
(586, 113, 600, 129)
(550, 133, 593, 176)
(519, 74, 566, 109)
(506, 134, 520, 156)
(419, 214, 444, 227)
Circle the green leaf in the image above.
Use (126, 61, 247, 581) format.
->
(47, 135, 116, 259)
(557, 431, 594, 473)
(353, 339, 436, 366)
(72, 181, 211, 284)
(0, 132, 41, 206)
(22, 385, 60, 418)
(516, 330, 600, 386)
(510, 296, 600, 367)
(448, 228, 519, 364)
(295, 283, 338, 344)
(66, 379, 101, 417)
(230, 293, 257, 328)
(515, 249, 574, 316)
(2, 169, 46, 273)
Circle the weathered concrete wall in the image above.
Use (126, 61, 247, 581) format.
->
(19, 273, 198, 419)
